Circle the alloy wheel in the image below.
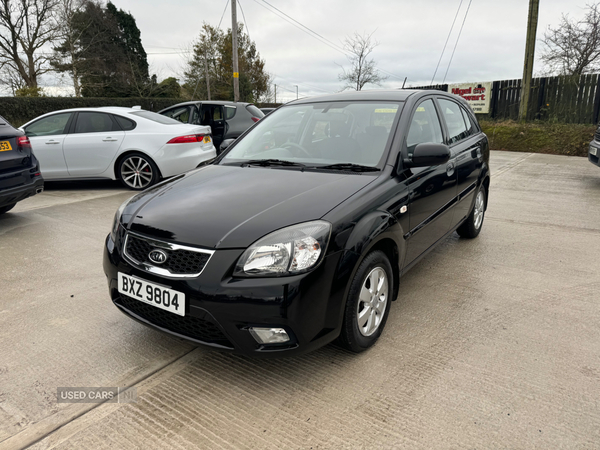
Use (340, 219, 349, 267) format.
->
(356, 267, 389, 337)
(121, 156, 153, 189)
(474, 190, 485, 230)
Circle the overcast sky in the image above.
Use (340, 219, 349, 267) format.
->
(53, 0, 581, 101)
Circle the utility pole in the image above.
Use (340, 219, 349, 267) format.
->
(295, 85, 298, 99)
(518, 0, 540, 121)
(231, 0, 240, 102)
(274, 84, 277, 104)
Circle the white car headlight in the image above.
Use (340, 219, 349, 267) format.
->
(234, 221, 331, 277)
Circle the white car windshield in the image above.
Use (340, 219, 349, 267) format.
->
(220, 101, 402, 168)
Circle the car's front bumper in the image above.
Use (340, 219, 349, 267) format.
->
(589, 142, 600, 167)
(103, 231, 348, 357)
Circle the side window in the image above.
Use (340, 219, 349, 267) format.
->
(213, 106, 224, 121)
(461, 107, 476, 135)
(113, 115, 136, 131)
(74, 112, 117, 134)
(168, 106, 191, 123)
(225, 106, 236, 120)
(438, 99, 469, 144)
(190, 107, 199, 124)
(406, 99, 444, 152)
(25, 113, 72, 136)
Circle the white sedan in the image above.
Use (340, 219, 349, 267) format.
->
(20, 107, 216, 190)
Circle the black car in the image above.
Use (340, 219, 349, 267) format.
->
(589, 127, 600, 167)
(104, 90, 490, 357)
(158, 101, 264, 150)
(0, 115, 44, 215)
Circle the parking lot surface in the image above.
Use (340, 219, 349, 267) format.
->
(1, 151, 599, 449)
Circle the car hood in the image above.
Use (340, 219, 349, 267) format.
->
(125, 164, 376, 249)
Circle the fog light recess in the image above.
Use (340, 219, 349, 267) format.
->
(249, 327, 290, 344)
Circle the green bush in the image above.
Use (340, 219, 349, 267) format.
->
(480, 120, 596, 157)
(0, 97, 182, 127)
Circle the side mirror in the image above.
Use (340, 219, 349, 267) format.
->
(405, 143, 450, 168)
(219, 138, 236, 152)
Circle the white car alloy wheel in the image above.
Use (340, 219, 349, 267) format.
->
(356, 267, 389, 337)
(119, 154, 157, 190)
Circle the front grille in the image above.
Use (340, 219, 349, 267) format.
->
(124, 233, 212, 277)
(595, 129, 600, 141)
(116, 294, 233, 348)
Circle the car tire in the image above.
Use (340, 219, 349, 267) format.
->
(338, 250, 393, 353)
(117, 153, 160, 190)
(0, 203, 16, 215)
(456, 185, 486, 239)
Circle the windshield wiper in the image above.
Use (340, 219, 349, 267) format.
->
(243, 159, 306, 168)
(313, 163, 380, 172)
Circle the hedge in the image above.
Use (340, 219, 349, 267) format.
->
(0, 97, 182, 127)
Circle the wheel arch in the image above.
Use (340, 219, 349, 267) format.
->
(334, 211, 405, 322)
(114, 150, 163, 181)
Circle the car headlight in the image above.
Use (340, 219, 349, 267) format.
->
(110, 197, 133, 241)
(234, 221, 331, 277)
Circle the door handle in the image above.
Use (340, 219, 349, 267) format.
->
(45, 140, 60, 144)
(103, 138, 118, 142)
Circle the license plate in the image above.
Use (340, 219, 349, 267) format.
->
(0, 141, 12, 151)
(591, 146, 598, 156)
(118, 272, 185, 316)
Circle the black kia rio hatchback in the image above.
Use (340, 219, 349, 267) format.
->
(103, 89, 490, 357)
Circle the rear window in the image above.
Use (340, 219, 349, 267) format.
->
(130, 110, 181, 124)
(245, 104, 264, 118)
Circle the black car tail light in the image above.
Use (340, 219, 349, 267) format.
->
(17, 136, 31, 150)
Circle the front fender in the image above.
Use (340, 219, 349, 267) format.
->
(329, 210, 406, 326)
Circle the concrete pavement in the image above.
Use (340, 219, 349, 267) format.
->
(1, 152, 599, 449)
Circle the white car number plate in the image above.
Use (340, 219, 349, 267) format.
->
(118, 272, 185, 316)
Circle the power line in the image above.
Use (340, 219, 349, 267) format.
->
(442, 0, 473, 83)
(218, 0, 230, 28)
(431, 0, 463, 84)
(250, 0, 404, 81)
(237, 0, 251, 42)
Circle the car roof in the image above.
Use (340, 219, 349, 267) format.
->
(163, 100, 252, 108)
(286, 89, 466, 105)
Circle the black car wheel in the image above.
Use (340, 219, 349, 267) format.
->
(338, 250, 393, 352)
(457, 185, 486, 239)
(0, 203, 16, 215)
(118, 153, 159, 190)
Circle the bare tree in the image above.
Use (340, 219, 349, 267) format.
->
(0, 0, 60, 89)
(541, 3, 600, 76)
(338, 32, 387, 91)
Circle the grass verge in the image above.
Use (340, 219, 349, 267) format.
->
(479, 120, 596, 157)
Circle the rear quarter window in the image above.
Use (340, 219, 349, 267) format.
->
(225, 106, 237, 120)
(245, 105, 264, 118)
(114, 115, 137, 131)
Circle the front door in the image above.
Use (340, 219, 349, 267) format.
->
(402, 98, 458, 267)
(436, 98, 484, 228)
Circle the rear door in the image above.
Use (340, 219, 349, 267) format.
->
(63, 112, 125, 177)
(436, 98, 484, 229)
(201, 105, 226, 149)
(23, 112, 73, 178)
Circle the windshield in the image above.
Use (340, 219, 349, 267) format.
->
(220, 101, 402, 168)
